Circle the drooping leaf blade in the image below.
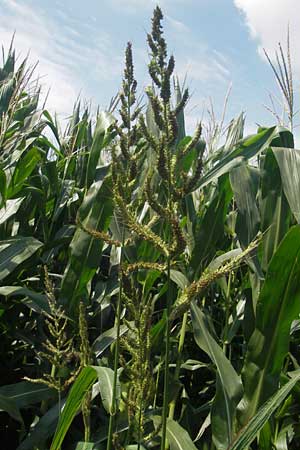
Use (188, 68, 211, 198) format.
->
(152, 416, 197, 450)
(0, 381, 55, 409)
(0, 393, 23, 423)
(191, 302, 243, 449)
(0, 237, 43, 281)
(92, 366, 119, 414)
(0, 197, 24, 224)
(197, 126, 277, 190)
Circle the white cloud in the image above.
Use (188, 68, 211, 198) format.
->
(234, 0, 300, 75)
(177, 56, 230, 85)
(0, 0, 121, 118)
(166, 15, 190, 33)
(0, 0, 80, 117)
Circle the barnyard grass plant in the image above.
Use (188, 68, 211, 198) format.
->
(1, 6, 300, 450)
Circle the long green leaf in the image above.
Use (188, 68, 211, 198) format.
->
(92, 366, 119, 414)
(229, 371, 300, 450)
(238, 226, 300, 425)
(125, 446, 146, 450)
(18, 400, 65, 450)
(50, 365, 120, 450)
(230, 164, 260, 247)
(0, 168, 6, 203)
(191, 175, 232, 276)
(8, 146, 41, 196)
(197, 126, 277, 190)
(166, 419, 197, 450)
(0, 286, 50, 314)
(0, 197, 24, 224)
(60, 177, 113, 313)
(0, 237, 43, 281)
(92, 324, 128, 357)
(50, 367, 97, 450)
(0, 393, 23, 423)
(191, 302, 242, 449)
(152, 416, 197, 450)
(272, 147, 300, 223)
(86, 111, 115, 188)
(74, 443, 95, 450)
(259, 149, 290, 271)
(0, 381, 55, 409)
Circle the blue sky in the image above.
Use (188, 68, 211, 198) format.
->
(0, 0, 299, 140)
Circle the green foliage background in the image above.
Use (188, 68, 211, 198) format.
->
(1, 7, 300, 450)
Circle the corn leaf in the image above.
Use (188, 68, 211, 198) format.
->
(86, 111, 115, 188)
(0, 237, 43, 281)
(197, 126, 277, 190)
(8, 147, 41, 197)
(60, 177, 113, 314)
(259, 149, 290, 271)
(238, 226, 300, 425)
(50, 367, 97, 450)
(93, 366, 119, 414)
(191, 302, 242, 449)
(0, 381, 55, 409)
(0, 393, 23, 424)
(272, 147, 300, 223)
(152, 416, 197, 450)
(229, 371, 300, 450)
(50, 365, 120, 450)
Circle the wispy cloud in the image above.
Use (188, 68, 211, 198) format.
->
(178, 57, 230, 84)
(0, 0, 79, 116)
(234, 0, 300, 75)
(0, 0, 121, 117)
(165, 15, 190, 33)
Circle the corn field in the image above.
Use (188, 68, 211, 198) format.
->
(1, 7, 300, 450)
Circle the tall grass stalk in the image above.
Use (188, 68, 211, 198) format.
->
(161, 258, 172, 450)
(161, 72, 173, 449)
(107, 40, 137, 449)
(106, 237, 124, 450)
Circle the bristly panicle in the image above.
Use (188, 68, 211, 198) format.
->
(146, 7, 175, 108)
(145, 86, 164, 130)
(24, 266, 80, 392)
(145, 174, 169, 219)
(157, 138, 169, 181)
(122, 261, 167, 275)
(113, 188, 170, 257)
(120, 288, 155, 442)
(174, 86, 189, 116)
(179, 122, 203, 160)
(148, 6, 166, 67)
(168, 110, 178, 145)
(114, 41, 142, 186)
(138, 115, 158, 149)
(124, 42, 135, 94)
(171, 237, 260, 320)
(77, 215, 122, 247)
(169, 214, 187, 257)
